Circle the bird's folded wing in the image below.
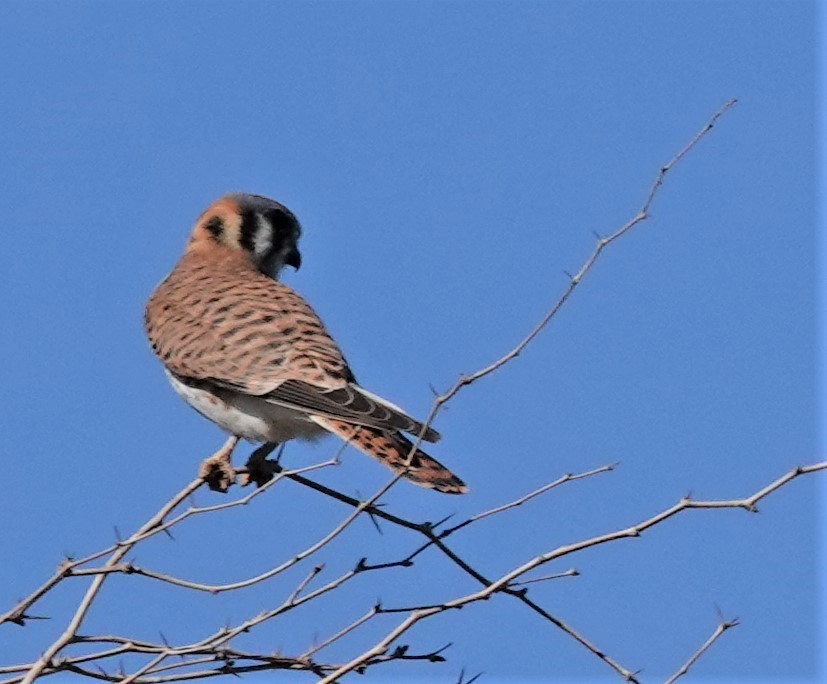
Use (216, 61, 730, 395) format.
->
(147, 281, 439, 442)
(263, 380, 441, 443)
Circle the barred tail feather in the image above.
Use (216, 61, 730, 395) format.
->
(309, 416, 467, 494)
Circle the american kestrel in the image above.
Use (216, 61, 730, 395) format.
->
(145, 193, 467, 494)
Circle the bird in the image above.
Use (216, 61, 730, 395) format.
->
(145, 193, 467, 494)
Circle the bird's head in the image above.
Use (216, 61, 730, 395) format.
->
(188, 193, 302, 276)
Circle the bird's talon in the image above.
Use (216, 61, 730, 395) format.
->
(198, 456, 237, 492)
(241, 456, 278, 488)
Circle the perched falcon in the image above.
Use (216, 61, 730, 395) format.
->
(145, 193, 467, 494)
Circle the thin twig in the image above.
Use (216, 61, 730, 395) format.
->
(301, 607, 380, 658)
(442, 463, 617, 537)
(419, 98, 739, 429)
(665, 618, 740, 684)
(509, 569, 579, 587)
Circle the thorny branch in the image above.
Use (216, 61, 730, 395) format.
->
(309, 460, 827, 683)
(403, 98, 739, 457)
(3, 460, 821, 683)
(4, 99, 816, 683)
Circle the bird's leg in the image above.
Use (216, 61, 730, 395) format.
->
(240, 442, 280, 488)
(198, 435, 240, 492)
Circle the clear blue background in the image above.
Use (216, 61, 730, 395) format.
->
(0, 1, 819, 682)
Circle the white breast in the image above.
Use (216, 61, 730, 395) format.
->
(166, 371, 328, 444)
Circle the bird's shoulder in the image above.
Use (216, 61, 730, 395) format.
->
(145, 253, 352, 394)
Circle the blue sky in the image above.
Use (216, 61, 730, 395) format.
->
(0, 1, 819, 682)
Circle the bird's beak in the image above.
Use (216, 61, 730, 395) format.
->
(286, 246, 302, 270)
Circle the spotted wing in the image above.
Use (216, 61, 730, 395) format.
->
(146, 255, 439, 441)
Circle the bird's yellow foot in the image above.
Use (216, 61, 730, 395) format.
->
(199, 436, 239, 492)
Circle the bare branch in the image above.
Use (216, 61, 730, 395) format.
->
(665, 618, 740, 684)
(314, 460, 823, 683)
(429, 99, 738, 408)
(18, 477, 205, 683)
(0, 457, 338, 628)
(400, 97, 737, 502)
(442, 463, 617, 537)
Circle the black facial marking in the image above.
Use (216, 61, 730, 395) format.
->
(266, 210, 290, 255)
(266, 208, 296, 244)
(204, 216, 224, 240)
(239, 209, 258, 253)
(221, 195, 302, 271)
(269, 236, 285, 260)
